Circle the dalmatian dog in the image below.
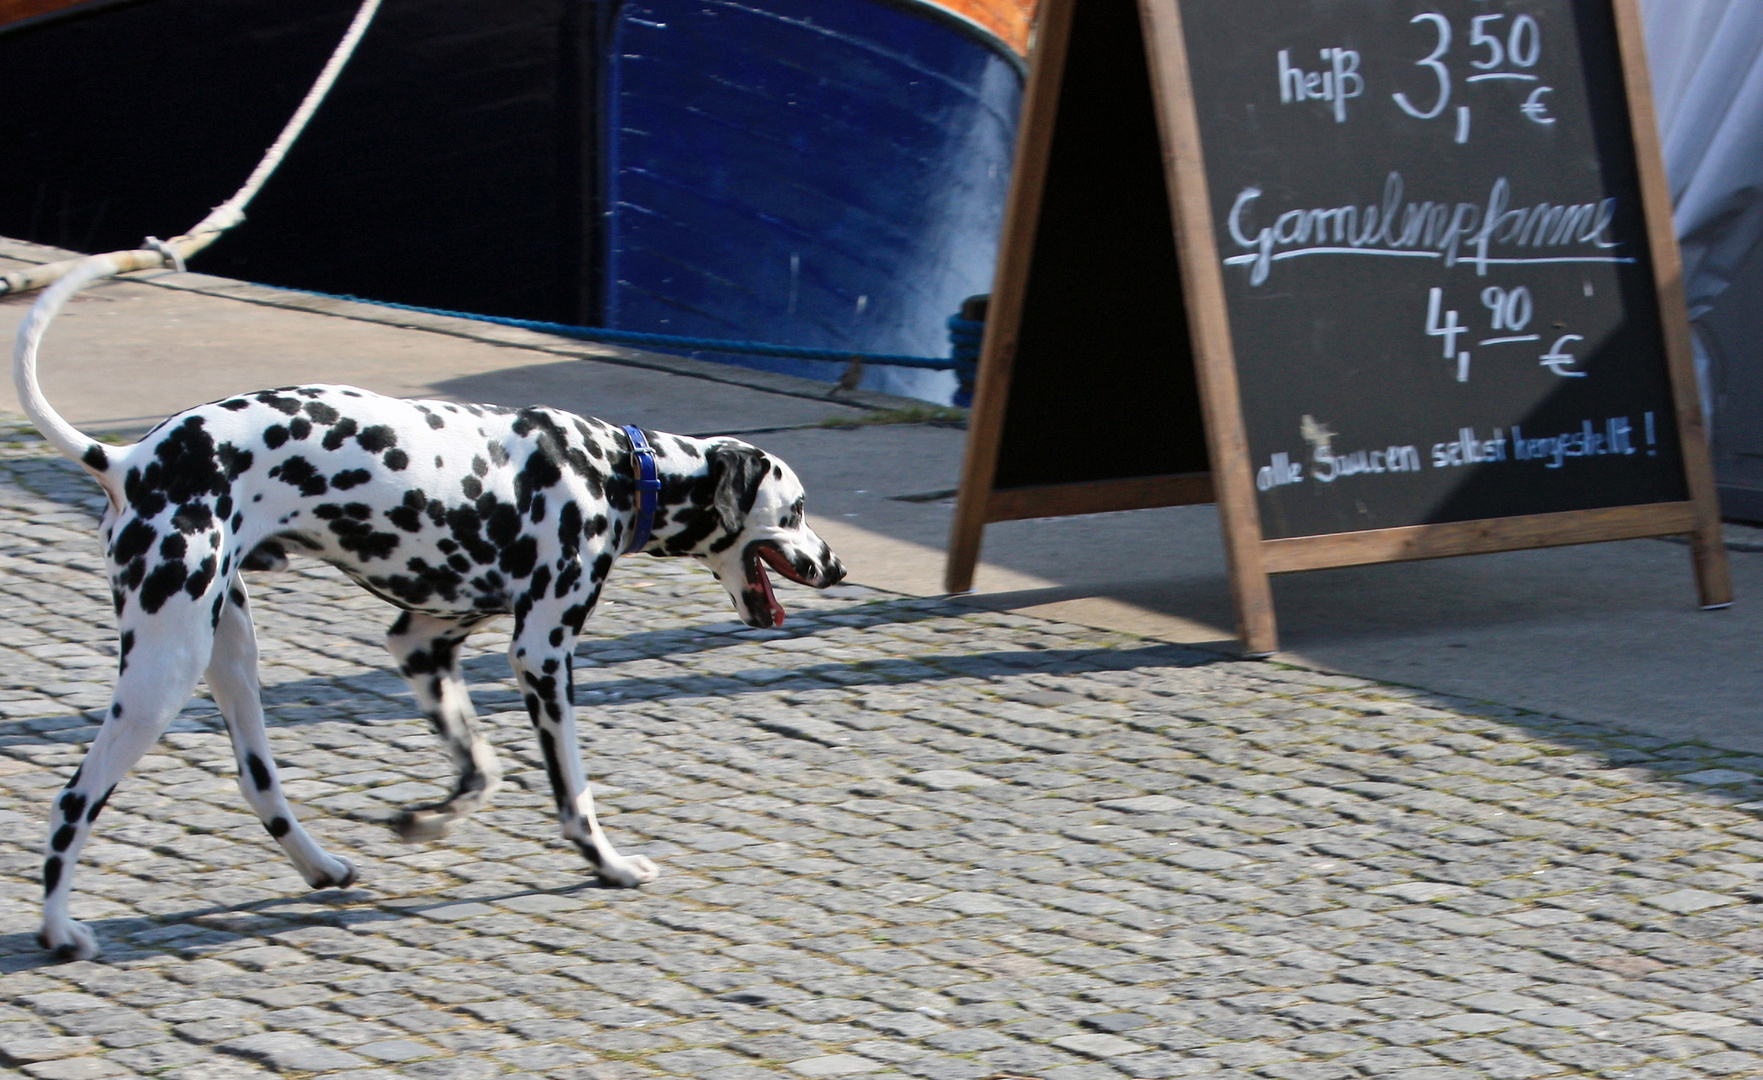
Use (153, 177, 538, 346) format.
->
(17, 297, 844, 961)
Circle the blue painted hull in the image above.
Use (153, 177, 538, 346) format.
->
(0, 0, 1024, 402)
(608, 0, 1024, 401)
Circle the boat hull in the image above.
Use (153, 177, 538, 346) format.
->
(0, 0, 1024, 402)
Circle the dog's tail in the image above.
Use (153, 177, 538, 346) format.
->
(13, 255, 129, 506)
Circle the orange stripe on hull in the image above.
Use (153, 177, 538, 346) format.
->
(0, 0, 93, 25)
(932, 0, 1036, 54)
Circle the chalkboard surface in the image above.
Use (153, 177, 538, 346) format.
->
(1180, 0, 1686, 540)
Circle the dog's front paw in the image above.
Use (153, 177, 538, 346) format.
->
(38, 918, 100, 961)
(598, 854, 659, 888)
(306, 856, 358, 891)
(392, 810, 451, 844)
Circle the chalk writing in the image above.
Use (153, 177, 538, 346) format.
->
(1225, 175, 1631, 285)
(1278, 48, 1364, 122)
(1432, 427, 1509, 468)
(1257, 451, 1304, 491)
(1512, 416, 1644, 467)
(1187, 0, 1692, 537)
(1299, 415, 1423, 484)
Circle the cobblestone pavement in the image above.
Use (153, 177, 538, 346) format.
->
(0, 436, 1761, 1080)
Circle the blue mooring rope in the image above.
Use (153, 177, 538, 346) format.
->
(272, 286, 969, 372)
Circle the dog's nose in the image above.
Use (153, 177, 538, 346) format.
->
(824, 555, 847, 586)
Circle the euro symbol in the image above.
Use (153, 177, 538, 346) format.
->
(1541, 334, 1586, 377)
(1521, 86, 1556, 125)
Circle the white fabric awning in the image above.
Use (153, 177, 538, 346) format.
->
(1643, 0, 1763, 320)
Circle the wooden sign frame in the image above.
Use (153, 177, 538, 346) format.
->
(947, 0, 1731, 655)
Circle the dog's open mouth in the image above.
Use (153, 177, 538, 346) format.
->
(744, 543, 813, 628)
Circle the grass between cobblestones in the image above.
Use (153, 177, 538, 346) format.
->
(0, 429, 1759, 1080)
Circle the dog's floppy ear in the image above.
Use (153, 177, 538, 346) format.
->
(709, 445, 769, 534)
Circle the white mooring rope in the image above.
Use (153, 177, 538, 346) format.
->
(0, 0, 382, 298)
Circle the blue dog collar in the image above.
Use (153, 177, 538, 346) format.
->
(623, 425, 661, 555)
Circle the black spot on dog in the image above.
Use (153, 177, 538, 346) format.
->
(159, 534, 186, 561)
(267, 816, 290, 839)
(139, 560, 189, 614)
(536, 728, 571, 811)
(186, 555, 218, 600)
(263, 426, 289, 449)
(122, 418, 232, 517)
(304, 401, 340, 425)
(257, 393, 302, 415)
(247, 753, 272, 791)
(485, 502, 521, 547)
(549, 627, 565, 647)
(217, 443, 254, 481)
(59, 789, 87, 822)
(118, 629, 135, 673)
(288, 417, 313, 441)
(230, 586, 246, 607)
(557, 501, 583, 549)
(241, 540, 287, 571)
(461, 476, 483, 500)
(326, 515, 401, 561)
(86, 786, 114, 823)
(471, 456, 489, 477)
(423, 411, 445, 430)
(387, 490, 427, 532)
(52, 824, 75, 852)
(82, 444, 108, 470)
(112, 519, 157, 564)
(516, 449, 563, 515)
(43, 856, 61, 895)
(332, 469, 371, 490)
(272, 456, 328, 497)
(358, 425, 398, 453)
(171, 503, 213, 534)
(553, 560, 581, 598)
(500, 536, 539, 579)
(221, 398, 251, 411)
(321, 418, 359, 452)
(383, 449, 409, 471)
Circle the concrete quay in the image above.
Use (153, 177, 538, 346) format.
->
(0, 240, 1759, 1079)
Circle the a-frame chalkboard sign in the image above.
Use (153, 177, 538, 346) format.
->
(947, 0, 1731, 655)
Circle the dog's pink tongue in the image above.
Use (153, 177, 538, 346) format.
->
(755, 560, 786, 627)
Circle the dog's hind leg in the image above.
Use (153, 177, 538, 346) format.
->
(39, 606, 216, 960)
(385, 611, 500, 842)
(510, 599, 657, 888)
(207, 577, 357, 891)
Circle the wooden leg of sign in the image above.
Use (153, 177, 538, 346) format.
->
(1138, 0, 1278, 657)
(943, 0, 1076, 595)
(1691, 522, 1734, 610)
(1684, 442, 1733, 609)
(1232, 552, 1279, 658)
(945, 487, 988, 594)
